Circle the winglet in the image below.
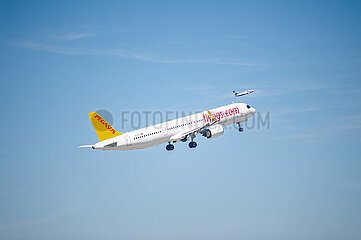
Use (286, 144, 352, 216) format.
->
(207, 110, 217, 121)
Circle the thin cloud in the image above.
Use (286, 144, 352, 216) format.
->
(11, 40, 258, 66)
(252, 89, 284, 97)
(273, 133, 317, 141)
(0, 183, 61, 196)
(0, 206, 91, 230)
(294, 84, 333, 91)
(200, 35, 249, 44)
(279, 107, 320, 114)
(338, 182, 361, 188)
(274, 114, 361, 142)
(166, 35, 248, 46)
(51, 32, 93, 41)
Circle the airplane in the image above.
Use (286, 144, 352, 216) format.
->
(233, 89, 254, 97)
(79, 102, 256, 151)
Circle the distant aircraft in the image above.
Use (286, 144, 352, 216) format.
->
(233, 89, 254, 97)
(79, 103, 256, 151)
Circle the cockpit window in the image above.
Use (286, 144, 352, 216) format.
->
(247, 105, 251, 109)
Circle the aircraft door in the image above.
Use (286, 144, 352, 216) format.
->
(163, 128, 168, 136)
(124, 135, 132, 146)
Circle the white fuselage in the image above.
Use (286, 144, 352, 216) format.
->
(92, 103, 256, 150)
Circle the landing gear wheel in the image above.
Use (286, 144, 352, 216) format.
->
(237, 122, 243, 132)
(166, 144, 174, 151)
(188, 141, 197, 148)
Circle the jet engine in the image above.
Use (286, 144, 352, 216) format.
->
(202, 124, 224, 139)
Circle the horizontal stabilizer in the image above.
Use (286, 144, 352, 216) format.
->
(78, 145, 94, 148)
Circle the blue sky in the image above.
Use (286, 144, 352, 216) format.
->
(1, 0, 361, 239)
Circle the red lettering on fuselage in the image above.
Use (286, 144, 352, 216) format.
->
(202, 107, 239, 122)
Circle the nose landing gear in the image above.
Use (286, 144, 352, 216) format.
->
(237, 122, 244, 132)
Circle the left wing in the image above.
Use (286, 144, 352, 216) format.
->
(169, 110, 218, 142)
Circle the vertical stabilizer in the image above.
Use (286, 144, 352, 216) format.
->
(88, 112, 123, 141)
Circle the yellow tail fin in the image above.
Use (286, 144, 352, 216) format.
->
(88, 112, 123, 141)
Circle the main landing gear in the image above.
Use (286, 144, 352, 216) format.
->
(166, 142, 174, 151)
(237, 122, 243, 132)
(188, 134, 197, 149)
(188, 141, 197, 148)
(166, 134, 198, 151)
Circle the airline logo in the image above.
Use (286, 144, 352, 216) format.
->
(94, 114, 117, 134)
(203, 107, 240, 122)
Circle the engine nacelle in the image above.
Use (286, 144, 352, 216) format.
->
(202, 124, 224, 139)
